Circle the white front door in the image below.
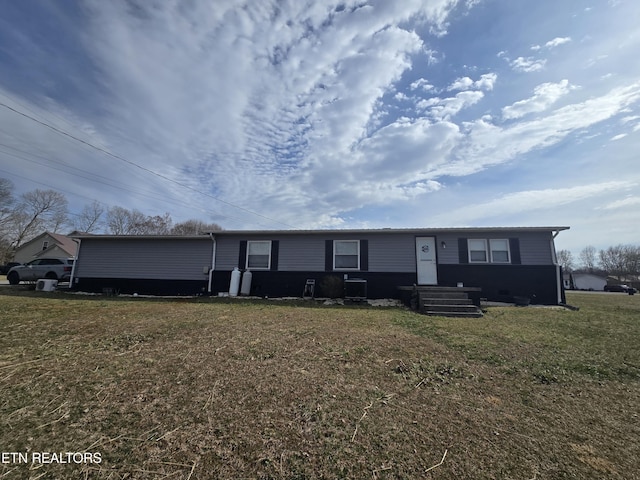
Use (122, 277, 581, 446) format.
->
(416, 237, 438, 285)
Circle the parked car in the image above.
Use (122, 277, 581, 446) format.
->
(6, 258, 74, 285)
(0, 262, 20, 275)
(604, 284, 637, 294)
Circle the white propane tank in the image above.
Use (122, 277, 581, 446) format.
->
(229, 267, 241, 297)
(240, 269, 252, 296)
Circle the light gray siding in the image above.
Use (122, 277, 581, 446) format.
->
(75, 238, 213, 280)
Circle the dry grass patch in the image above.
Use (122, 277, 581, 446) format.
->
(0, 290, 639, 479)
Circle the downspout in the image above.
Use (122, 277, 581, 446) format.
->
(69, 238, 81, 288)
(551, 230, 563, 305)
(208, 233, 216, 295)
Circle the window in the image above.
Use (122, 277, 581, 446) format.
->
(246, 241, 271, 269)
(490, 239, 510, 263)
(334, 240, 360, 269)
(42, 241, 49, 251)
(468, 239, 488, 263)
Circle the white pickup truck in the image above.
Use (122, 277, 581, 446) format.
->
(7, 258, 74, 285)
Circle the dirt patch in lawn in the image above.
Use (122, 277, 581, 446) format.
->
(0, 291, 639, 479)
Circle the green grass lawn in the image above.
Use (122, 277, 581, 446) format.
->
(0, 290, 638, 479)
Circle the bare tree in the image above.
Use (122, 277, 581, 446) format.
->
(0, 178, 16, 262)
(622, 245, 640, 278)
(171, 219, 223, 235)
(556, 250, 574, 272)
(9, 189, 68, 248)
(107, 206, 173, 235)
(578, 245, 597, 273)
(599, 245, 628, 281)
(137, 213, 172, 235)
(74, 200, 105, 233)
(0, 178, 16, 236)
(107, 206, 141, 234)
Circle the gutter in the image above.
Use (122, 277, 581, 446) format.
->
(208, 233, 216, 294)
(69, 238, 81, 287)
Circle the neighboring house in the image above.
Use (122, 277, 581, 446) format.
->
(13, 232, 78, 264)
(71, 226, 569, 304)
(568, 273, 607, 291)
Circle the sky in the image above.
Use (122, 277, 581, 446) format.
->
(0, 0, 638, 254)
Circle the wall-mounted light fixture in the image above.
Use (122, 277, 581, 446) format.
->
(441, 241, 447, 249)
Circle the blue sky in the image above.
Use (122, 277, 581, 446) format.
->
(0, 0, 638, 253)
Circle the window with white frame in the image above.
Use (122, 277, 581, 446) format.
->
(334, 240, 360, 269)
(468, 239, 488, 263)
(42, 241, 49, 251)
(490, 239, 510, 263)
(246, 241, 271, 269)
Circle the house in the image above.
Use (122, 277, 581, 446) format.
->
(13, 232, 78, 264)
(568, 273, 607, 291)
(70, 226, 569, 304)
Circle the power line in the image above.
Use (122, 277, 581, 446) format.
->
(0, 139, 281, 228)
(0, 101, 295, 228)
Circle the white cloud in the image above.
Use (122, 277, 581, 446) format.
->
(447, 73, 497, 91)
(417, 90, 485, 120)
(432, 181, 636, 224)
(435, 82, 640, 179)
(410, 78, 435, 91)
(611, 133, 627, 141)
(447, 76, 474, 91)
(599, 196, 640, 210)
(502, 79, 575, 120)
(532, 37, 572, 50)
(510, 56, 547, 72)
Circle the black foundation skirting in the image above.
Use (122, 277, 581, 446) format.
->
(73, 264, 562, 304)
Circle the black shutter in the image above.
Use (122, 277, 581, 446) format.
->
(509, 238, 521, 264)
(325, 240, 333, 271)
(360, 239, 369, 271)
(238, 241, 247, 269)
(458, 238, 468, 264)
(270, 240, 279, 271)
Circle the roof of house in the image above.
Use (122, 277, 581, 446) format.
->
(18, 231, 78, 257)
(72, 226, 570, 240)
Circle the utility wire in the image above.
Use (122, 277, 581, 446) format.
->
(0, 101, 294, 228)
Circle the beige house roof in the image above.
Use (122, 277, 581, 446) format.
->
(13, 232, 78, 263)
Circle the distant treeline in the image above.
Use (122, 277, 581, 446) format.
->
(0, 177, 222, 262)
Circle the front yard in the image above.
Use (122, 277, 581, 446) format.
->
(0, 290, 638, 479)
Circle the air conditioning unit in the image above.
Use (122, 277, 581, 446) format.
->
(36, 279, 58, 292)
(344, 278, 367, 301)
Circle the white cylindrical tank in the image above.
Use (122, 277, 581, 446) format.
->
(240, 269, 252, 296)
(229, 267, 241, 297)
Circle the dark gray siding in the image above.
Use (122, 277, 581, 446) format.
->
(215, 233, 417, 273)
(278, 237, 325, 271)
(366, 233, 416, 272)
(75, 238, 212, 280)
(214, 230, 556, 272)
(214, 236, 241, 270)
(518, 231, 554, 264)
(437, 231, 553, 265)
